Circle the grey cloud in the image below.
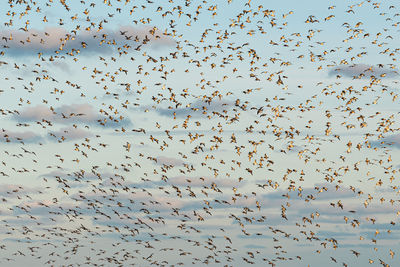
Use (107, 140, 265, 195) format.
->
(359, 230, 400, 240)
(16, 105, 53, 121)
(237, 234, 272, 239)
(0, 184, 41, 197)
(49, 126, 93, 141)
(41, 169, 102, 183)
(99, 179, 161, 189)
(16, 103, 96, 123)
(12, 201, 74, 217)
(328, 64, 399, 79)
(369, 134, 400, 149)
(244, 244, 267, 249)
(3, 236, 63, 244)
(337, 243, 377, 248)
(156, 99, 234, 118)
(360, 223, 400, 230)
(155, 156, 185, 166)
(261, 182, 356, 202)
(317, 230, 357, 238)
(0, 129, 42, 143)
(351, 204, 399, 216)
(42, 169, 159, 190)
(14, 103, 132, 127)
(168, 175, 245, 188)
(0, 26, 175, 57)
(46, 61, 71, 73)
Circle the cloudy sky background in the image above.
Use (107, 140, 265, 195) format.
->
(0, 0, 400, 266)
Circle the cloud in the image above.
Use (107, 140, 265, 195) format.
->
(0, 129, 42, 143)
(41, 169, 102, 183)
(49, 126, 93, 141)
(155, 156, 185, 166)
(328, 64, 399, 79)
(237, 233, 272, 239)
(16, 105, 54, 121)
(369, 134, 400, 149)
(359, 230, 400, 240)
(14, 103, 131, 127)
(360, 223, 400, 231)
(351, 204, 399, 216)
(317, 230, 357, 238)
(261, 182, 356, 202)
(41, 170, 162, 190)
(156, 99, 234, 118)
(0, 184, 40, 197)
(244, 244, 267, 249)
(44, 61, 72, 73)
(12, 200, 76, 217)
(168, 175, 244, 188)
(71, 190, 196, 217)
(0, 26, 175, 57)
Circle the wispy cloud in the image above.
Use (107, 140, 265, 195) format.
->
(0, 184, 41, 197)
(0, 129, 42, 143)
(328, 64, 399, 79)
(155, 99, 234, 118)
(49, 126, 93, 141)
(369, 134, 400, 149)
(168, 175, 245, 188)
(14, 103, 131, 127)
(261, 182, 356, 202)
(155, 156, 185, 166)
(0, 26, 175, 57)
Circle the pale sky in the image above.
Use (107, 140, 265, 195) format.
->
(0, 0, 400, 266)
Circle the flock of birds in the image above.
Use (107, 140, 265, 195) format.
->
(0, 0, 400, 266)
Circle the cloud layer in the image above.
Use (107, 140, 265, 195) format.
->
(0, 26, 175, 56)
(328, 64, 399, 79)
(14, 103, 131, 127)
(49, 126, 93, 141)
(156, 99, 234, 118)
(0, 129, 42, 143)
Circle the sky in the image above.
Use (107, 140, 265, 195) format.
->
(0, 0, 400, 266)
